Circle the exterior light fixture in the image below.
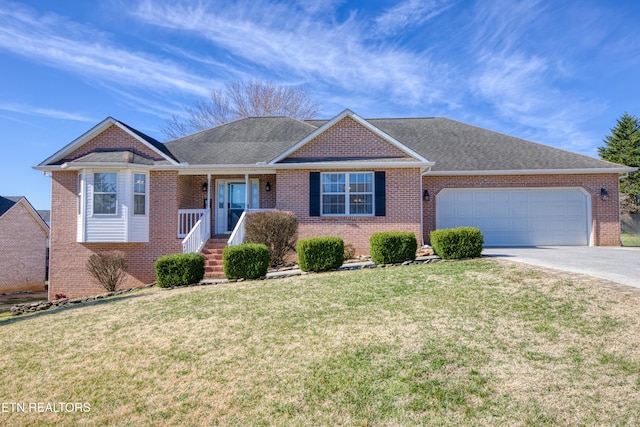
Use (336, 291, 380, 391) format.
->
(265, 182, 271, 192)
(600, 187, 609, 201)
(202, 182, 208, 193)
(423, 189, 430, 201)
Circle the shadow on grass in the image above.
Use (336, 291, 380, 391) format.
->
(0, 291, 150, 326)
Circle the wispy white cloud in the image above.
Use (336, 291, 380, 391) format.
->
(0, 2, 211, 97)
(0, 102, 97, 122)
(466, 0, 608, 154)
(373, 0, 454, 37)
(129, 0, 456, 107)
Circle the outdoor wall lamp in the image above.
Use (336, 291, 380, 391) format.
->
(265, 182, 271, 192)
(202, 182, 208, 193)
(423, 189, 430, 201)
(600, 187, 609, 201)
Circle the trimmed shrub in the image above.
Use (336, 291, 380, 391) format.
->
(297, 237, 344, 272)
(430, 227, 484, 260)
(245, 210, 298, 267)
(86, 251, 127, 292)
(155, 253, 205, 288)
(223, 243, 269, 280)
(370, 232, 418, 264)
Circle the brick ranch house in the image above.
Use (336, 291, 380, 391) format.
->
(0, 196, 49, 293)
(35, 109, 634, 299)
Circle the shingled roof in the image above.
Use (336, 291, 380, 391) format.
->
(164, 117, 317, 165)
(0, 196, 21, 217)
(37, 112, 630, 173)
(365, 118, 624, 172)
(162, 115, 624, 172)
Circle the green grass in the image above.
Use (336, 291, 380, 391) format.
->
(1, 259, 640, 426)
(622, 232, 640, 246)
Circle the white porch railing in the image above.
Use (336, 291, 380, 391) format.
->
(227, 209, 275, 247)
(178, 209, 209, 238)
(180, 209, 210, 254)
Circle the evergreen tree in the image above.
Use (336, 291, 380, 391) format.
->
(599, 113, 640, 213)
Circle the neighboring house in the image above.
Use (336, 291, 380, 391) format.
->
(0, 196, 49, 293)
(35, 109, 635, 298)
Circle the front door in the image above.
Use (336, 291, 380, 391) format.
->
(215, 179, 259, 234)
(227, 183, 246, 232)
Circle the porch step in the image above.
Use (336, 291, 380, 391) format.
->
(202, 238, 227, 279)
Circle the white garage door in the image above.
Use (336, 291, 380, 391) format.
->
(436, 188, 590, 246)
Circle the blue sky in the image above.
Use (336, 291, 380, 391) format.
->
(1, 0, 639, 210)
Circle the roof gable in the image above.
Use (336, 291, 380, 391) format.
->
(0, 196, 49, 232)
(270, 110, 430, 164)
(38, 117, 178, 167)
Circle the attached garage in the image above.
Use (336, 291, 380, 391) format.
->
(436, 188, 590, 246)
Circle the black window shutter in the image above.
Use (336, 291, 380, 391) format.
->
(374, 171, 386, 216)
(309, 172, 321, 216)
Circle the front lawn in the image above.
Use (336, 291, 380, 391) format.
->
(622, 232, 640, 246)
(1, 260, 639, 425)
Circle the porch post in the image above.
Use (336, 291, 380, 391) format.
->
(244, 173, 250, 210)
(207, 173, 211, 210)
(207, 173, 211, 236)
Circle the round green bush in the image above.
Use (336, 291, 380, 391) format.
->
(223, 243, 269, 280)
(370, 232, 417, 264)
(297, 237, 344, 272)
(430, 227, 484, 260)
(155, 253, 205, 288)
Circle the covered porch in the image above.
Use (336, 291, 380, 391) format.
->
(177, 172, 276, 253)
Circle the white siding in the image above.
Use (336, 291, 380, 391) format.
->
(436, 188, 590, 246)
(80, 169, 149, 243)
(127, 171, 149, 242)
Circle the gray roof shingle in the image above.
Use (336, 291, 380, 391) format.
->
(366, 118, 623, 171)
(44, 114, 626, 172)
(164, 117, 318, 164)
(164, 115, 621, 171)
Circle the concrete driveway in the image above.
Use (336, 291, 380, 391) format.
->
(482, 246, 640, 288)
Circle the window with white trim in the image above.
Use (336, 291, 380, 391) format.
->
(321, 172, 373, 215)
(93, 172, 117, 215)
(133, 173, 147, 215)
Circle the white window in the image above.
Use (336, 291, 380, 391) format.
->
(93, 172, 117, 215)
(321, 172, 373, 216)
(133, 173, 147, 215)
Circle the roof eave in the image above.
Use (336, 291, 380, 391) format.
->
(426, 167, 637, 176)
(273, 161, 434, 169)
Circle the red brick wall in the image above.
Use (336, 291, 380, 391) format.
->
(277, 168, 422, 255)
(422, 173, 621, 246)
(49, 170, 181, 299)
(0, 203, 48, 292)
(62, 125, 165, 162)
(285, 116, 411, 161)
